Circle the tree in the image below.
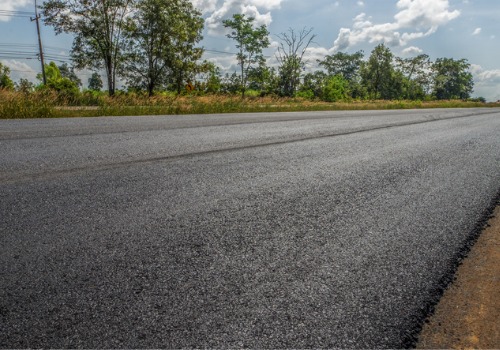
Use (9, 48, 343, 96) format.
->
(299, 70, 328, 99)
(195, 61, 221, 93)
(58, 63, 82, 87)
(221, 72, 241, 94)
(318, 51, 365, 99)
(275, 27, 316, 97)
(223, 14, 270, 98)
(88, 72, 103, 91)
(42, 0, 133, 96)
(15, 78, 35, 94)
(395, 54, 432, 99)
(123, 0, 204, 96)
(168, 4, 204, 95)
(0, 62, 14, 90)
(37, 61, 79, 95)
(361, 44, 402, 99)
(247, 64, 278, 95)
(318, 51, 364, 82)
(432, 58, 473, 100)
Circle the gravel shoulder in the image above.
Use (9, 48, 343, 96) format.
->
(417, 205, 500, 349)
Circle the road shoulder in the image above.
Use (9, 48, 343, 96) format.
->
(416, 206, 500, 349)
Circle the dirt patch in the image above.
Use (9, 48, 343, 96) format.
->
(416, 206, 500, 349)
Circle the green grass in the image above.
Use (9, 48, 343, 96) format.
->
(1, 89, 499, 119)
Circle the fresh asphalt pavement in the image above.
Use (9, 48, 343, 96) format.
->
(1, 109, 500, 348)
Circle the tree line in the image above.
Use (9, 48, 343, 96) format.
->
(0, 0, 478, 102)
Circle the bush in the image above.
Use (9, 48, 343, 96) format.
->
(296, 89, 315, 100)
(322, 75, 350, 102)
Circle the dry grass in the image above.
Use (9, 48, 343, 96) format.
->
(1, 89, 499, 119)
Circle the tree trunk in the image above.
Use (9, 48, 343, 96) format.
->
(106, 57, 115, 96)
(240, 62, 245, 98)
(148, 82, 154, 97)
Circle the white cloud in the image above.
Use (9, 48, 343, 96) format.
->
(201, 0, 283, 35)
(204, 53, 239, 71)
(0, 59, 37, 81)
(191, 0, 219, 14)
(0, 0, 32, 22)
(402, 46, 423, 55)
(332, 0, 460, 51)
(472, 27, 481, 35)
(357, 1, 364, 6)
(469, 64, 500, 101)
(303, 46, 333, 66)
(471, 64, 500, 84)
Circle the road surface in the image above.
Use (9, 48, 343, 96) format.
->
(1, 109, 500, 348)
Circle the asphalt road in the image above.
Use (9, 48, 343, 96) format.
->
(1, 109, 500, 348)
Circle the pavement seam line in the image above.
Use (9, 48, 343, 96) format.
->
(1, 111, 497, 185)
(0, 109, 498, 141)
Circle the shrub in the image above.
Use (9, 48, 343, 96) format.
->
(322, 75, 350, 102)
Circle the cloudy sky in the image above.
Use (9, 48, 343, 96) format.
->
(1, 0, 499, 100)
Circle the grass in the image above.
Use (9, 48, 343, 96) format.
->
(1, 89, 499, 119)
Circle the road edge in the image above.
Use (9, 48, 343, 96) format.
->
(403, 188, 500, 348)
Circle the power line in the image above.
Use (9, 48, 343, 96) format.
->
(9, 69, 36, 73)
(0, 56, 37, 60)
(0, 9, 34, 14)
(0, 51, 38, 55)
(203, 48, 272, 58)
(0, 10, 35, 18)
(204, 49, 235, 55)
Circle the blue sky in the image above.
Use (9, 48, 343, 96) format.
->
(1, 0, 499, 100)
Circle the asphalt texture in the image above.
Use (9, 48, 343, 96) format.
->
(1, 109, 500, 348)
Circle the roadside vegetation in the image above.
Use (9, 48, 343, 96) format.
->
(1, 89, 496, 119)
(1, 0, 498, 119)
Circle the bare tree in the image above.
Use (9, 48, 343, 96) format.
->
(275, 27, 316, 97)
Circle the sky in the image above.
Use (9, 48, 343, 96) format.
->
(1, 0, 499, 101)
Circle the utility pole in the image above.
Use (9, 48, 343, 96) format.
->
(31, 0, 46, 85)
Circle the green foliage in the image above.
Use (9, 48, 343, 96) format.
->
(432, 58, 473, 100)
(88, 72, 103, 91)
(361, 44, 401, 99)
(196, 61, 222, 93)
(37, 0, 479, 102)
(42, 0, 133, 96)
(167, 2, 204, 94)
(247, 65, 278, 96)
(318, 51, 364, 82)
(37, 62, 79, 97)
(37, 62, 80, 101)
(300, 70, 328, 99)
(322, 75, 350, 102)
(123, 0, 204, 96)
(223, 14, 270, 98)
(0, 62, 14, 90)
(58, 63, 82, 87)
(395, 54, 432, 99)
(277, 55, 302, 96)
(221, 72, 241, 94)
(15, 79, 35, 94)
(318, 51, 366, 99)
(3, 88, 498, 120)
(469, 96, 486, 103)
(295, 89, 315, 100)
